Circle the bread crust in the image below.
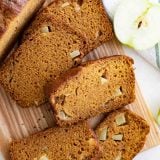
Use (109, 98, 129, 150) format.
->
(0, 0, 45, 61)
(0, 0, 27, 36)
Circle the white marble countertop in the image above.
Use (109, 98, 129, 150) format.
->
(124, 46, 160, 160)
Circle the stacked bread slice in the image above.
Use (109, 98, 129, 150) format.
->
(47, 55, 135, 126)
(95, 109, 150, 160)
(23, 0, 113, 52)
(10, 122, 100, 160)
(0, 0, 113, 107)
(0, 20, 87, 107)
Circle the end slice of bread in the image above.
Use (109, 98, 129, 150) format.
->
(95, 109, 150, 160)
(10, 122, 100, 160)
(0, 0, 45, 61)
(47, 55, 135, 126)
(0, 18, 87, 107)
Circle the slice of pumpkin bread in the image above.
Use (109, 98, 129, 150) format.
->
(95, 109, 150, 160)
(0, 19, 87, 107)
(23, 0, 113, 52)
(47, 55, 135, 126)
(10, 122, 100, 160)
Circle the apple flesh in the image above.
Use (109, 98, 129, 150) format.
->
(114, 0, 160, 50)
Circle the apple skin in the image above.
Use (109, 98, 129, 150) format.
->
(114, 0, 160, 50)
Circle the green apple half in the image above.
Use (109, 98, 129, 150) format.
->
(114, 0, 160, 50)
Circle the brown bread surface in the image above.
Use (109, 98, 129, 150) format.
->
(47, 55, 135, 126)
(0, 20, 86, 107)
(23, 0, 113, 52)
(10, 122, 100, 160)
(95, 109, 150, 160)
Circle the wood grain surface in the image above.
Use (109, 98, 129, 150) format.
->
(0, 38, 160, 159)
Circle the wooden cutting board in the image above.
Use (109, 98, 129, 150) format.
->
(0, 38, 160, 159)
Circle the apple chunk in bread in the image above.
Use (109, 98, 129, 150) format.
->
(114, 0, 160, 50)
